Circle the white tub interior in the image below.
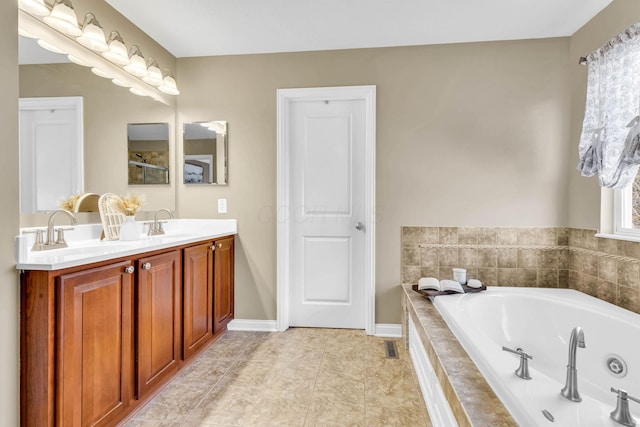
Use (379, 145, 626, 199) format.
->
(433, 287, 640, 427)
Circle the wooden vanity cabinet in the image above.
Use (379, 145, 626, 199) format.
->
(182, 242, 214, 360)
(20, 235, 234, 427)
(213, 236, 234, 332)
(135, 250, 181, 399)
(57, 261, 135, 427)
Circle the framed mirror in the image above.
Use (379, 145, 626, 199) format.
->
(183, 121, 228, 185)
(128, 123, 170, 185)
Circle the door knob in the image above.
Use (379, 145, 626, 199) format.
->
(355, 222, 365, 231)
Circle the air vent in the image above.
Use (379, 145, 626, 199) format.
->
(384, 340, 399, 359)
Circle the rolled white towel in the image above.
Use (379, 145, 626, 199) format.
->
(467, 278, 483, 288)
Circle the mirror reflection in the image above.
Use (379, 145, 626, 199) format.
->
(128, 123, 170, 185)
(183, 121, 228, 185)
(18, 35, 177, 222)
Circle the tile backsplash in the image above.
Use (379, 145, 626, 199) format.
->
(402, 226, 640, 314)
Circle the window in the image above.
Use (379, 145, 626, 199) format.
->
(614, 171, 640, 238)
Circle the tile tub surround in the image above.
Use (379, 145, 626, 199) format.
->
(124, 328, 430, 426)
(568, 228, 640, 314)
(401, 284, 517, 427)
(402, 226, 640, 315)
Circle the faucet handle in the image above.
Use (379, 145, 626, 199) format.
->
(55, 227, 75, 245)
(23, 229, 45, 251)
(502, 346, 532, 380)
(610, 388, 640, 427)
(612, 387, 640, 404)
(502, 346, 533, 359)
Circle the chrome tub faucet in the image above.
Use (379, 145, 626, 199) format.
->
(610, 387, 640, 427)
(561, 326, 586, 402)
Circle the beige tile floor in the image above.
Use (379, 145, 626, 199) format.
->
(124, 328, 431, 427)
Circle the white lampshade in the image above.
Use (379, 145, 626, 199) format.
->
(158, 73, 180, 95)
(129, 87, 148, 97)
(91, 67, 112, 79)
(18, 27, 37, 39)
(112, 78, 130, 88)
(142, 59, 163, 86)
(37, 39, 65, 54)
(43, 0, 81, 37)
(19, 0, 49, 17)
(68, 54, 90, 67)
(102, 31, 129, 66)
(77, 14, 108, 52)
(123, 46, 148, 77)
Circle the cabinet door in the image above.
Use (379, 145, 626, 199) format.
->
(136, 250, 181, 398)
(57, 261, 135, 427)
(213, 236, 234, 332)
(183, 242, 214, 360)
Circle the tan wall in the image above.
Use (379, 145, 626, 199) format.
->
(176, 38, 572, 323)
(568, 0, 640, 229)
(19, 63, 176, 223)
(1, 1, 20, 425)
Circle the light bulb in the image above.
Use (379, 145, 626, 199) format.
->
(68, 54, 90, 67)
(158, 74, 180, 95)
(91, 67, 112, 79)
(43, 0, 81, 37)
(123, 46, 148, 78)
(37, 39, 65, 54)
(19, 0, 49, 17)
(77, 14, 108, 52)
(102, 31, 129, 66)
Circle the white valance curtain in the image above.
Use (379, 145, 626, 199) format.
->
(578, 23, 640, 189)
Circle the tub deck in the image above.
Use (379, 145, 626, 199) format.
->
(401, 283, 517, 426)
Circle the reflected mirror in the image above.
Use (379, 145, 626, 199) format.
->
(128, 123, 170, 185)
(183, 121, 228, 185)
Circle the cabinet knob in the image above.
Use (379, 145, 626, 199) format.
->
(211, 245, 215, 251)
(124, 266, 135, 274)
(218, 243, 223, 248)
(142, 262, 151, 270)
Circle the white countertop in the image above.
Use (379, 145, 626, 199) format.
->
(16, 219, 237, 271)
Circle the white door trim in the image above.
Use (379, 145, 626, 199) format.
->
(276, 85, 376, 335)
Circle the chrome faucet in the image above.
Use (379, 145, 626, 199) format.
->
(610, 387, 640, 427)
(148, 208, 173, 236)
(28, 209, 77, 250)
(502, 346, 533, 380)
(560, 326, 586, 402)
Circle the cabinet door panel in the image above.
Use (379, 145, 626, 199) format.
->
(183, 242, 213, 360)
(137, 251, 181, 398)
(58, 261, 134, 427)
(214, 237, 234, 332)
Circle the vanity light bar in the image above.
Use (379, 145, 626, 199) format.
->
(18, 6, 179, 104)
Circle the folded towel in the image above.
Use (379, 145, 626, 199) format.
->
(467, 278, 482, 288)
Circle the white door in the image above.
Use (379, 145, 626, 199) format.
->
(19, 97, 83, 213)
(289, 98, 367, 329)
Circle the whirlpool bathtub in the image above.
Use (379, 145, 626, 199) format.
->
(433, 287, 640, 426)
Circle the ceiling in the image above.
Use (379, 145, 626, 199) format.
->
(104, 0, 614, 58)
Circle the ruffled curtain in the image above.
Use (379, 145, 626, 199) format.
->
(578, 23, 640, 189)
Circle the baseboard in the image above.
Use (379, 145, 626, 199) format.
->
(374, 323, 402, 338)
(226, 319, 279, 332)
(228, 320, 401, 336)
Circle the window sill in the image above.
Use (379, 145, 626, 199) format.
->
(595, 233, 640, 243)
